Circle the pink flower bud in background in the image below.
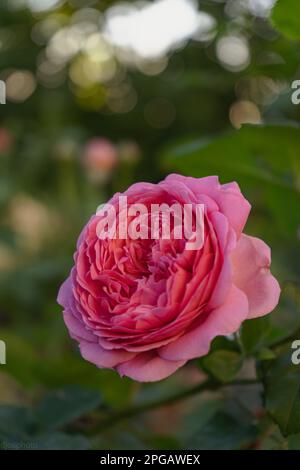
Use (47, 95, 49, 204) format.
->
(0, 127, 13, 155)
(83, 138, 118, 183)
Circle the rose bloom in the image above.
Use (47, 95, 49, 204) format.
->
(58, 174, 280, 382)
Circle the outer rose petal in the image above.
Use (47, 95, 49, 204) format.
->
(116, 351, 186, 382)
(217, 183, 251, 237)
(64, 311, 95, 342)
(80, 341, 137, 368)
(231, 234, 281, 318)
(159, 285, 249, 361)
(58, 278, 96, 342)
(57, 276, 72, 308)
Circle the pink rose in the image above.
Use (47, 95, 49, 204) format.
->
(57, 174, 280, 382)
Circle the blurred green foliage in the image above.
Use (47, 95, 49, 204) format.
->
(271, 0, 300, 40)
(0, 0, 300, 451)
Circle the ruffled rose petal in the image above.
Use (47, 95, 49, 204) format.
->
(216, 182, 251, 237)
(79, 341, 137, 368)
(165, 175, 251, 237)
(116, 351, 186, 382)
(231, 234, 281, 318)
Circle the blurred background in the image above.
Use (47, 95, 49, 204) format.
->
(0, 0, 300, 450)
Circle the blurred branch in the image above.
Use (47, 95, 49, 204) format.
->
(88, 378, 259, 434)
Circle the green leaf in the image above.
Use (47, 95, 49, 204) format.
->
(181, 399, 223, 439)
(241, 317, 272, 354)
(182, 400, 257, 450)
(201, 350, 243, 383)
(34, 432, 90, 450)
(0, 395, 93, 450)
(259, 423, 288, 450)
(189, 412, 256, 450)
(263, 351, 300, 436)
(0, 406, 31, 440)
(34, 386, 103, 432)
(288, 433, 300, 450)
(257, 347, 276, 361)
(162, 124, 300, 237)
(208, 335, 240, 353)
(271, 0, 300, 40)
